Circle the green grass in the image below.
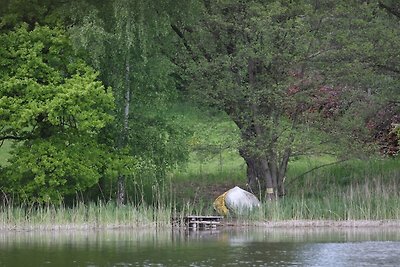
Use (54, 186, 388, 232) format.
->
(173, 150, 245, 183)
(0, 202, 174, 230)
(287, 157, 400, 194)
(169, 133, 400, 221)
(246, 179, 400, 221)
(0, 156, 399, 229)
(167, 104, 400, 221)
(221, 156, 400, 222)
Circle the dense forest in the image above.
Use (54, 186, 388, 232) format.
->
(0, 0, 399, 206)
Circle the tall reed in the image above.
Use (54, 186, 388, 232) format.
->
(233, 177, 400, 222)
(0, 201, 174, 230)
(1, 158, 399, 229)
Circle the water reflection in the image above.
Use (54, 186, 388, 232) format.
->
(0, 227, 400, 266)
(302, 241, 400, 267)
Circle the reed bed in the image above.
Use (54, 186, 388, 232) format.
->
(1, 158, 399, 230)
(239, 159, 400, 222)
(2, 178, 398, 231)
(258, 181, 400, 221)
(0, 202, 173, 231)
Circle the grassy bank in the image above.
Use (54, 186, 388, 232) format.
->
(169, 106, 400, 221)
(172, 156, 400, 222)
(3, 143, 399, 229)
(263, 157, 400, 221)
(168, 105, 400, 218)
(253, 178, 400, 221)
(170, 143, 400, 220)
(0, 202, 175, 230)
(2, 157, 398, 230)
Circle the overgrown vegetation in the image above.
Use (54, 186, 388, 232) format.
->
(0, 0, 399, 227)
(169, 154, 400, 222)
(1, 92, 399, 228)
(1, 155, 399, 229)
(0, 202, 172, 230)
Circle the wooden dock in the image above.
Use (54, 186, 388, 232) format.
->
(184, 215, 224, 229)
(172, 215, 224, 229)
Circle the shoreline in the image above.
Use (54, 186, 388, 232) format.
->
(1, 219, 399, 231)
(251, 219, 400, 228)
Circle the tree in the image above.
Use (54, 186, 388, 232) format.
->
(173, 0, 324, 199)
(0, 25, 114, 203)
(60, 0, 191, 204)
(311, 1, 400, 156)
(175, 0, 399, 199)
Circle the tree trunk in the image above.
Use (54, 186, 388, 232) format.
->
(239, 148, 265, 192)
(231, 59, 293, 201)
(247, 58, 275, 200)
(239, 148, 278, 200)
(262, 158, 275, 200)
(117, 41, 131, 206)
(277, 147, 291, 197)
(237, 120, 289, 200)
(117, 176, 125, 205)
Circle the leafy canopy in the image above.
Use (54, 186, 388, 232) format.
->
(0, 25, 114, 203)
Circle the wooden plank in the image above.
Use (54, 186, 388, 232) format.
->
(171, 216, 222, 222)
(185, 215, 223, 219)
(172, 215, 224, 229)
(187, 221, 221, 225)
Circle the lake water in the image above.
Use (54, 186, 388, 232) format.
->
(1, 227, 400, 266)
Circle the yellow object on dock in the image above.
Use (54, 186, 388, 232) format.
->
(213, 191, 229, 216)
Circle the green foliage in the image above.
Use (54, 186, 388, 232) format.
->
(6, 137, 108, 203)
(177, 0, 333, 192)
(0, 25, 114, 203)
(1, 0, 398, 205)
(320, 1, 400, 96)
(60, 0, 192, 201)
(0, 0, 53, 30)
(312, 1, 400, 155)
(0, 141, 12, 164)
(173, 0, 400, 194)
(0, 0, 194, 204)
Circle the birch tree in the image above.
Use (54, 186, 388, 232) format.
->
(65, 0, 189, 204)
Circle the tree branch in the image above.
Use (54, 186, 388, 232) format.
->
(286, 158, 349, 187)
(170, 24, 198, 62)
(0, 135, 27, 148)
(0, 135, 25, 141)
(378, 1, 400, 19)
(375, 64, 400, 75)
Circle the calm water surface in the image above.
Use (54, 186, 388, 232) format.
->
(1, 227, 400, 266)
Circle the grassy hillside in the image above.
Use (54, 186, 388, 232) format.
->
(168, 104, 245, 205)
(168, 104, 400, 218)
